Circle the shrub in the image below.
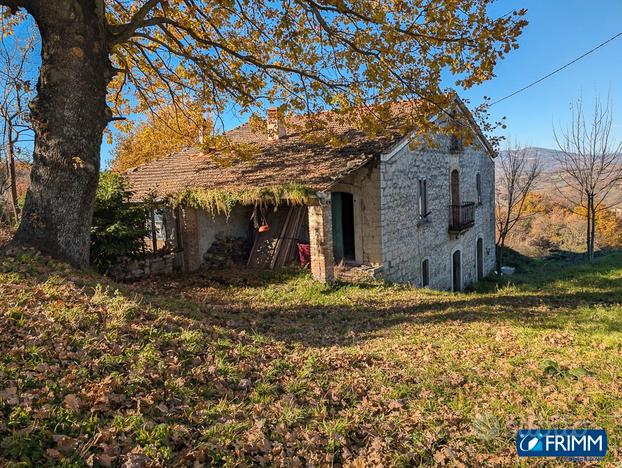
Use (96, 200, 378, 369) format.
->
(90, 172, 150, 273)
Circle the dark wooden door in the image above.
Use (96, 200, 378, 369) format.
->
(341, 193, 355, 260)
(452, 250, 461, 291)
(331, 192, 355, 263)
(331, 192, 344, 262)
(331, 192, 355, 262)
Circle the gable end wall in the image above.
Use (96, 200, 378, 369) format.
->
(380, 135, 496, 289)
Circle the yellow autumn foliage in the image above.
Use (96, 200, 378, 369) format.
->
(111, 103, 209, 172)
(596, 208, 622, 249)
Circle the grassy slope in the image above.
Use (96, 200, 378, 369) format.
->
(1, 251, 621, 466)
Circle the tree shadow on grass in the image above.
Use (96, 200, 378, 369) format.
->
(99, 251, 622, 348)
(30, 252, 622, 349)
(4, 247, 622, 348)
(240, 293, 622, 347)
(136, 278, 622, 348)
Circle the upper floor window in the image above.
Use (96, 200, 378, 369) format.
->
(421, 259, 430, 287)
(418, 178, 429, 218)
(476, 173, 482, 205)
(449, 134, 464, 153)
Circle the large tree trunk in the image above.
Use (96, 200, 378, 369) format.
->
(12, 1, 113, 268)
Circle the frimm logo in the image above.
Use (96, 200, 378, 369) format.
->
(516, 429, 607, 459)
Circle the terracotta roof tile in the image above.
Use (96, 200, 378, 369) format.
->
(126, 102, 416, 200)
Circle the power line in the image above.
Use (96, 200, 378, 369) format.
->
(489, 31, 622, 107)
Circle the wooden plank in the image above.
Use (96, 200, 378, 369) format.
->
(248, 205, 309, 269)
(270, 206, 293, 269)
(247, 207, 288, 268)
(277, 206, 303, 267)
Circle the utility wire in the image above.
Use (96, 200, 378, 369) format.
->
(489, 31, 622, 107)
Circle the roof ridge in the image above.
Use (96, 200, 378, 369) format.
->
(124, 97, 495, 200)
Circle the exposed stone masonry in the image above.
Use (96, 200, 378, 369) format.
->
(380, 134, 496, 289)
(308, 199, 335, 284)
(109, 254, 175, 281)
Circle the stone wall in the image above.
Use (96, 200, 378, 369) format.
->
(308, 198, 335, 283)
(109, 253, 175, 281)
(380, 134, 496, 289)
(330, 161, 382, 264)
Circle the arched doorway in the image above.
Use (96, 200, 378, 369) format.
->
(452, 249, 462, 292)
(476, 238, 484, 280)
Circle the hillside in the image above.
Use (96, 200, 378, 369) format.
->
(498, 146, 565, 173)
(1, 249, 621, 465)
(498, 147, 622, 207)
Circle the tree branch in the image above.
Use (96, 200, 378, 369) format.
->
(0, 0, 22, 14)
(109, 0, 163, 45)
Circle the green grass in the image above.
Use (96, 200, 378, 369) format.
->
(1, 250, 622, 465)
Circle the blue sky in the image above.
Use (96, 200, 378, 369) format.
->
(106, 1, 622, 164)
(457, 0, 622, 150)
(7, 2, 622, 166)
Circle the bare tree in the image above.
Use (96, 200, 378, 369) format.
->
(554, 96, 622, 261)
(0, 28, 35, 224)
(496, 144, 541, 271)
(0, 162, 8, 224)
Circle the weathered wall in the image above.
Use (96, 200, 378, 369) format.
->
(181, 205, 251, 272)
(109, 253, 175, 281)
(308, 198, 335, 283)
(330, 161, 382, 264)
(380, 135, 496, 289)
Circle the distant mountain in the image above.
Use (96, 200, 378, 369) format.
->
(497, 147, 622, 203)
(498, 147, 564, 172)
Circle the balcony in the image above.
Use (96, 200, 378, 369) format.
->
(449, 202, 475, 233)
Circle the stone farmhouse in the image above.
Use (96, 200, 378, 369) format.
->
(126, 97, 496, 290)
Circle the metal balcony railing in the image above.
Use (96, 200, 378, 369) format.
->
(449, 202, 475, 232)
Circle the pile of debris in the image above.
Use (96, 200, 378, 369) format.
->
(203, 235, 251, 269)
(335, 263, 384, 282)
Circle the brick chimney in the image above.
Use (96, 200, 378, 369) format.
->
(266, 107, 286, 141)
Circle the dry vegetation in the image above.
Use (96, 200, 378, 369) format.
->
(503, 191, 622, 256)
(1, 248, 622, 466)
(0, 225, 12, 245)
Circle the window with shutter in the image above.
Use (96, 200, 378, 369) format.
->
(418, 178, 429, 218)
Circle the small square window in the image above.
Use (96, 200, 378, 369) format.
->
(449, 134, 464, 153)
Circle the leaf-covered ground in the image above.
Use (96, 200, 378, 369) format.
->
(1, 249, 621, 466)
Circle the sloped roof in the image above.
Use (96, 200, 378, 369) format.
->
(125, 98, 494, 200)
(126, 103, 414, 200)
